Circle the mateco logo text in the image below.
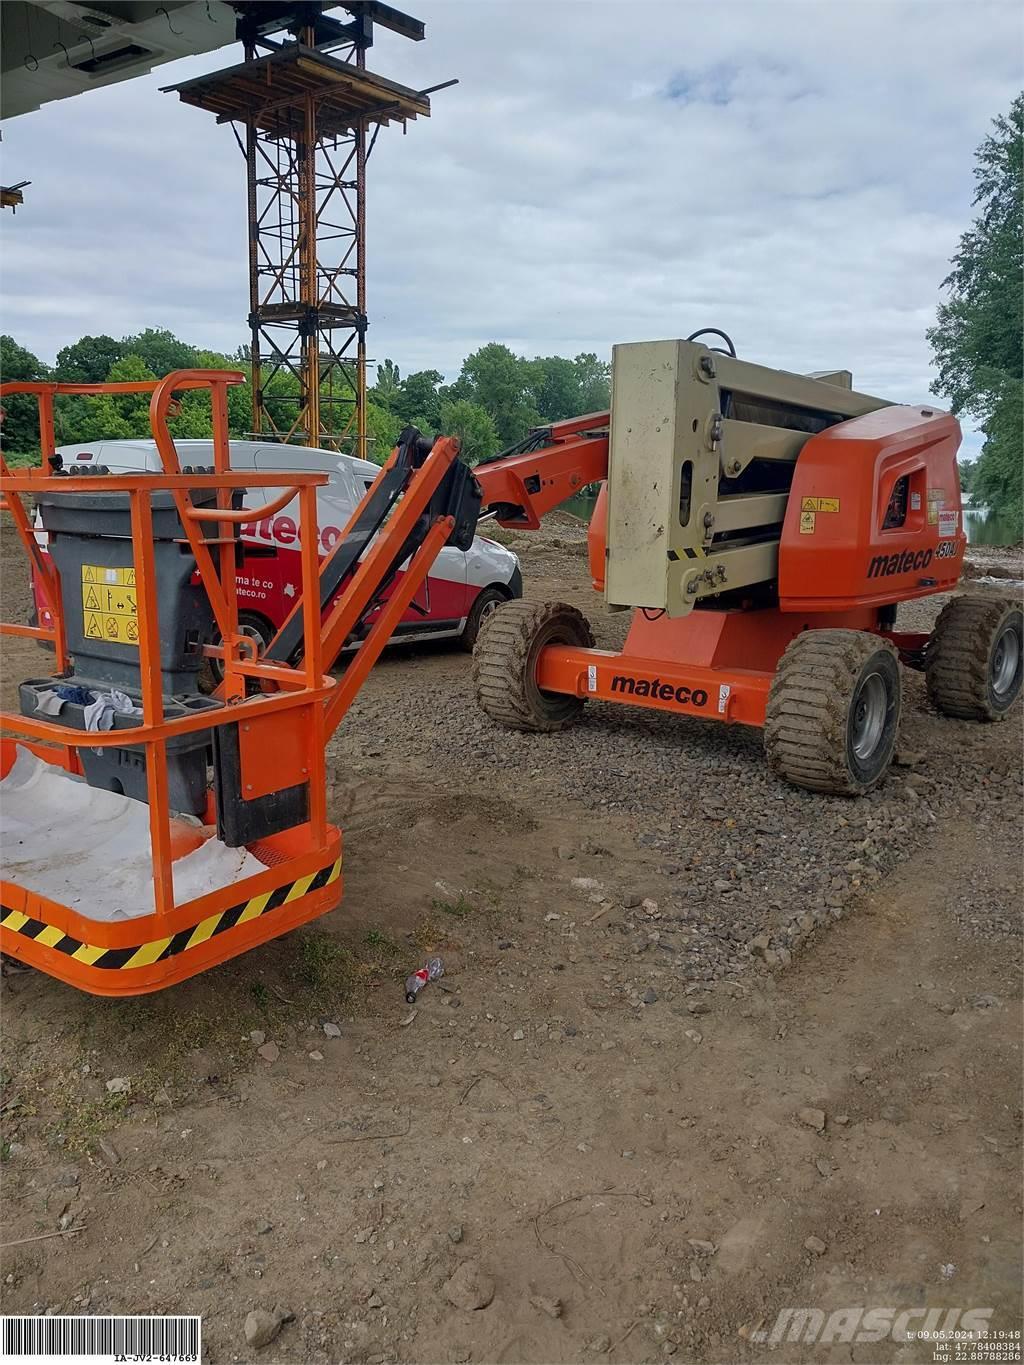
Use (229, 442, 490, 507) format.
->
(867, 547, 933, 579)
(242, 513, 342, 555)
(751, 1305, 995, 1345)
(610, 675, 708, 707)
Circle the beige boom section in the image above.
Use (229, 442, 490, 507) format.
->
(604, 339, 891, 617)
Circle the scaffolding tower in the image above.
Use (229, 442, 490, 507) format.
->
(168, 2, 447, 457)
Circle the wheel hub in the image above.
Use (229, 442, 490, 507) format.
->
(851, 671, 887, 761)
(991, 625, 1021, 700)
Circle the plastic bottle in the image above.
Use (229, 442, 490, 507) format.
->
(405, 956, 444, 1004)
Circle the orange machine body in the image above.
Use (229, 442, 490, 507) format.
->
(477, 403, 961, 731)
(779, 406, 966, 611)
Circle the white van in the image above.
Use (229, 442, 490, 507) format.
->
(33, 439, 523, 656)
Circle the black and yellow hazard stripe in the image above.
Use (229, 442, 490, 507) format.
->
(0, 857, 340, 971)
(667, 547, 707, 561)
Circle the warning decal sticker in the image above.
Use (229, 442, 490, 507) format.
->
(81, 565, 139, 646)
(799, 510, 816, 534)
(800, 496, 841, 513)
(927, 488, 946, 525)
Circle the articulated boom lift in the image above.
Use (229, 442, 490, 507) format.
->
(0, 339, 1019, 995)
(470, 336, 1021, 796)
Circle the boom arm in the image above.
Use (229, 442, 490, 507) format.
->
(473, 412, 609, 530)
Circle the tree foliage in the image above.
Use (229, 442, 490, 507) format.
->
(438, 398, 498, 466)
(363, 342, 611, 464)
(0, 334, 49, 454)
(73, 354, 159, 441)
(957, 457, 976, 495)
(365, 399, 402, 462)
(928, 94, 1023, 526)
(456, 343, 540, 447)
(2, 324, 613, 482)
(394, 369, 445, 429)
(369, 358, 401, 411)
(54, 334, 124, 383)
(120, 328, 198, 378)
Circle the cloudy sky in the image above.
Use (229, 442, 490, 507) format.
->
(2, 1, 1021, 455)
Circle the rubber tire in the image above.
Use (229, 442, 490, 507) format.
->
(459, 586, 508, 653)
(764, 629, 902, 796)
(473, 599, 595, 732)
(926, 595, 1023, 721)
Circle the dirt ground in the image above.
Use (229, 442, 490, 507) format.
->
(1, 520, 1022, 1365)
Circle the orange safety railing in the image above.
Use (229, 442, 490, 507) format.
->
(0, 372, 340, 989)
(0, 371, 468, 993)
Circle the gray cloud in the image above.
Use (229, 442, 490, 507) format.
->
(3, 0, 1021, 457)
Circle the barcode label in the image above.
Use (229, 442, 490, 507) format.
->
(1, 1316, 200, 1361)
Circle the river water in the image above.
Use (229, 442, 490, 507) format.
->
(962, 507, 1021, 546)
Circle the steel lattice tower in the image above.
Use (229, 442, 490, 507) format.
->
(169, 2, 449, 458)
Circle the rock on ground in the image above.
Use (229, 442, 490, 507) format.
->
(444, 1261, 495, 1311)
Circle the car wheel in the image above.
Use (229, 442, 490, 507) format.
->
(459, 586, 508, 652)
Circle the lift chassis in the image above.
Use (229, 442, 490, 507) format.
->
(471, 338, 1022, 796)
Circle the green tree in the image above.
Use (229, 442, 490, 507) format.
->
(191, 347, 249, 437)
(969, 377, 1023, 518)
(365, 399, 402, 463)
(73, 354, 159, 441)
(573, 351, 611, 414)
(395, 368, 444, 429)
(527, 355, 581, 422)
(370, 358, 402, 411)
(438, 397, 498, 466)
(0, 335, 49, 456)
(121, 327, 197, 377)
(54, 334, 124, 383)
(458, 343, 539, 446)
(52, 335, 127, 444)
(928, 94, 1023, 526)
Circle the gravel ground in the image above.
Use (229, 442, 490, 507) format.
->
(330, 521, 1023, 986)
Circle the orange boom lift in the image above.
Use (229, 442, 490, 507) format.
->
(469, 334, 1021, 795)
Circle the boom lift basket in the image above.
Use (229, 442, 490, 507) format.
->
(1, 373, 467, 995)
(0, 372, 346, 995)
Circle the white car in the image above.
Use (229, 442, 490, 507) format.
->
(32, 439, 522, 655)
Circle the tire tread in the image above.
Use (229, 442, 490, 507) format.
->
(926, 595, 1023, 721)
(472, 599, 594, 732)
(764, 629, 901, 796)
